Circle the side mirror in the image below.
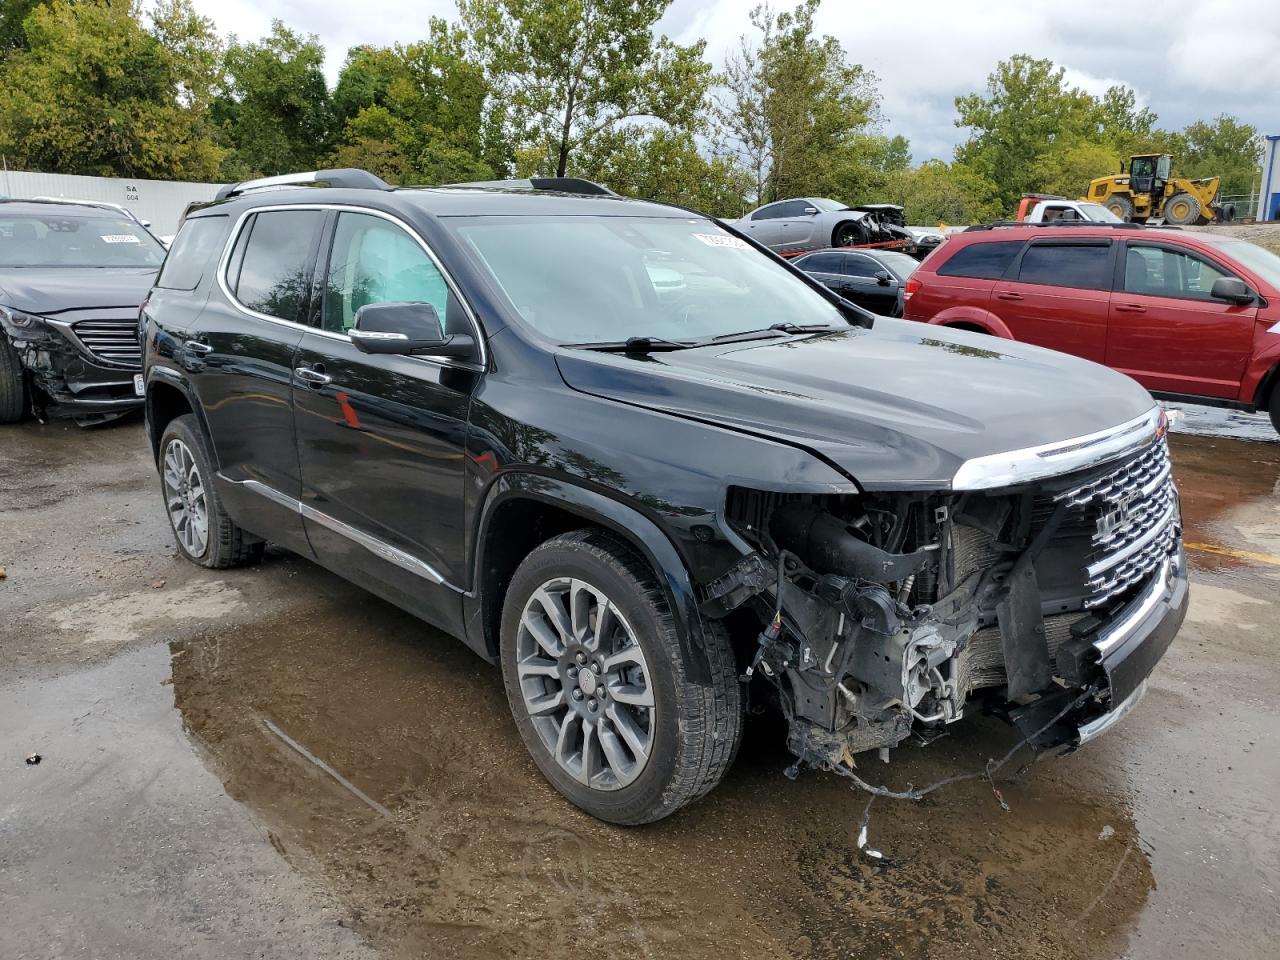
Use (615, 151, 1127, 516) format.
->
(1209, 276, 1254, 305)
(349, 301, 476, 358)
(874, 270, 892, 286)
(803, 207, 819, 216)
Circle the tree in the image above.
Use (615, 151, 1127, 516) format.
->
(458, 0, 710, 178)
(954, 55, 1103, 206)
(329, 18, 504, 185)
(578, 127, 752, 216)
(0, 0, 43, 55)
(714, 0, 880, 206)
(883, 160, 1001, 226)
(0, 0, 223, 179)
(1173, 114, 1262, 197)
(213, 21, 332, 178)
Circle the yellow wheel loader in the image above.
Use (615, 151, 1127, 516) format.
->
(1083, 154, 1233, 225)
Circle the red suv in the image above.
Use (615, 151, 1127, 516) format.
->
(903, 224, 1280, 433)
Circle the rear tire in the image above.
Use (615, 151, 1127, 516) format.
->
(159, 414, 264, 569)
(1105, 195, 1135, 221)
(0, 335, 28, 424)
(1269, 383, 1280, 436)
(499, 529, 742, 824)
(1164, 192, 1201, 226)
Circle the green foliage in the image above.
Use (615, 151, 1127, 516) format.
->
(578, 127, 753, 217)
(0, 0, 224, 179)
(883, 160, 1002, 226)
(715, 0, 881, 206)
(0, 0, 43, 55)
(328, 19, 500, 185)
(213, 21, 332, 179)
(458, 0, 710, 178)
(1170, 115, 1262, 196)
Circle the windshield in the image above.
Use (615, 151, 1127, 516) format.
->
(809, 198, 847, 213)
(1216, 239, 1280, 290)
(0, 213, 166, 268)
(451, 215, 846, 344)
(1077, 202, 1123, 223)
(875, 251, 921, 279)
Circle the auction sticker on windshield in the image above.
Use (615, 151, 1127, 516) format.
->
(101, 235, 141, 244)
(693, 233, 749, 249)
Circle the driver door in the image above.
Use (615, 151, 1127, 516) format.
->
(291, 209, 482, 634)
(771, 200, 820, 253)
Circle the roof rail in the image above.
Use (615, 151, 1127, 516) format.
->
(1020, 192, 1070, 201)
(215, 168, 390, 202)
(964, 220, 1167, 232)
(441, 177, 619, 197)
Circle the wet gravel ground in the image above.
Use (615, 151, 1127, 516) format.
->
(2, 409, 1278, 960)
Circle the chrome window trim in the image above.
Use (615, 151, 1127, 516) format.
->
(234, 478, 462, 592)
(951, 406, 1163, 491)
(215, 202, 488, 372)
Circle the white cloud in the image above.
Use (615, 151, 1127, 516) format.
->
(191, 0, 1280, 162)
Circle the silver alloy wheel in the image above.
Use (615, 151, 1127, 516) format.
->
(516, 577, 656, 791)
(162, 438, 209, 557)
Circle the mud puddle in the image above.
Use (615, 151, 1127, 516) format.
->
(154, 593, 1158, 960)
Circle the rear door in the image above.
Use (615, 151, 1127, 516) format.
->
(990, 238, 1114, 362)
(1107, 240, 1256, 398)
(291, 208, 482, 635)
(741, 202, 788, 247)
(795, 251, 845, 294)
(185, 206, 325, 554)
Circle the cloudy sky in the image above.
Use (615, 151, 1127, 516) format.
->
(188, 0, 1280, 162)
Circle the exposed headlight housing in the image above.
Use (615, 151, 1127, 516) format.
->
(0, 305, 48, 332)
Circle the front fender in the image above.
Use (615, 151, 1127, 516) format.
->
(466, 471, 717, 684)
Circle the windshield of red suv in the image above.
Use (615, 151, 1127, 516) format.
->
(1214, 239, 1280, 291)
(452, 215, 845, 344)
(0, 213, 166, 268)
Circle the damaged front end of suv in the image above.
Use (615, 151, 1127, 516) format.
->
(704, 407, 1186, 772)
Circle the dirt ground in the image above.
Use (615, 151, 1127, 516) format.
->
(2, 408, 1278, 960)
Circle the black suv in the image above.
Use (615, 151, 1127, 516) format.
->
(1, 199, 166, 424)
(142, 169, 1188, 824)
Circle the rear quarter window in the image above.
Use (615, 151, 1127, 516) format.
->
(155, 216, 228, 291)
(936, 240, 1024, 279)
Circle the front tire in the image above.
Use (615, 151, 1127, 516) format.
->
(1269, 382, 1280, 437)
(1164, 192, 1201, 226)
(159, 414, 263, 568)
(500, 530, 742, 824)
(832, 220, 868, 248)
(0, 335, 28, 423)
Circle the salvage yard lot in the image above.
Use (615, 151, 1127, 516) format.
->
(2, 415, 1278, 960)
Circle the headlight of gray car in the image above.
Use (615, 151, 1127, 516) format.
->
(0, 305, 54, 337)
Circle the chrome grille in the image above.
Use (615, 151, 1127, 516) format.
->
(72, 320, 141, 367)
(1056, 437, 1178, 608)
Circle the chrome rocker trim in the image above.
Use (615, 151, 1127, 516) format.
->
(234, 478, 460, 591)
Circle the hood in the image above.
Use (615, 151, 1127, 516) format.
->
(0, 267, 157, 317)
(555, 320, 1155, 490)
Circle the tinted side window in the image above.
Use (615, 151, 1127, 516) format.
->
(322, 212, 451, 334)
(936, 240, 1023, 279)
(775, 200, 810, 218)
(800, 252, 842, 273)
(155, 216, 228, 291)
(752, 204, 784, 221)
(1018, 242, 1112, 290)
(232, 210, 323, 322)
(843, 255, 879, 278)
(1124, 245, 1230, 299)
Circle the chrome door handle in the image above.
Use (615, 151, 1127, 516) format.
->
(183, 339, 212, 354)
(294, 366, 332, 387)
